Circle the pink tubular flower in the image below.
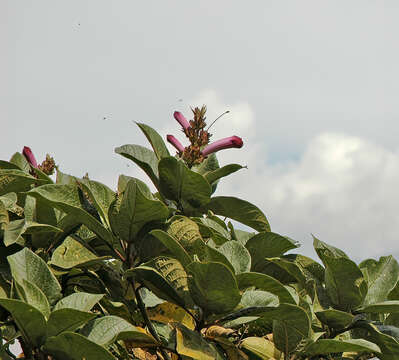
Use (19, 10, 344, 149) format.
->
(167, 135, 185, 153)
(22, 146, 38, 168)
(173, 111, 190, 132)
(201, 136, 243, 157)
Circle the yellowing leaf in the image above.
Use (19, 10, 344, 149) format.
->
(147, 302, 195, 330)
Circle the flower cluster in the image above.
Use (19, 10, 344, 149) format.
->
(167, 106, 243, 167)
(22, 146, 55, 175)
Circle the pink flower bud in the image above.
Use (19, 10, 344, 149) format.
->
(173, 111, 190, 132)
(22, 146, 38, 168)
(201, 136, 243, 157)
(167, 135, 185, 153)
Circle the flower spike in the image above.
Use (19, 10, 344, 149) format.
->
(173, 111, 190, 132)
(167, 135, 185, 153)
(201, 136, 243, 157)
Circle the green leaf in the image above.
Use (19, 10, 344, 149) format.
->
(313, 238, 367, 311)
(8, 248, 62, 305)
(313, 235, 349, 259)
(159, 157, 212, 210)
(0, 169, 42, 196)
(240, 337, 281, 360)
(167, 216, 204, 253)
(0, 298, 46, 347)
(204, 164, 244, 185)
(126, 263, 187, 308)
(82, 315, 158, 347)
(187, 261, 241, 314)
(0, 199, 9, 230)
(245, 232, 299, 270)
(359, 256, 399, 305)
(175, 323, 224, 360)
(236, 272, 296, 304)
(27, 184, 116, 247)
(15, 279, 51, 319)
(50, 236, 111, 269)
(205, 196, 270, 232)
(115, 144, 159, 189)
(0, 159, 21, 170)
(217, 241, 251, 274)
(257, 304, 311, 354)
(78, 179, 116, 227)
(356, 301, 399, 314)
(355, 321, 399, 360)
(109, 179, 168, 243)
(315, 309, 354, 329)
(304, 338, 380, 356)
(324, 256, 367, 311)
(4, 219, 62, 246)
(267, 257, 307, 289)
(150, 229, 192, 267)
(46, 308, 97, 337)
(10, 152, 30, 173)
(54, 292, 104, 312)
(43, 332, 115, 360)
(136, 122, 170, 159)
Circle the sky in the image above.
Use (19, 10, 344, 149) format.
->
(2, 1, 399, 263)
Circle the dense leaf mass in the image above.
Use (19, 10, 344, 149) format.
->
(0, 113, 398, 359)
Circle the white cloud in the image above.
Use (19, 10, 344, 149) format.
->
(219, 130, 399, 261)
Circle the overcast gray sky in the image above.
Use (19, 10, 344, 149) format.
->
(2, 1, 399, 262)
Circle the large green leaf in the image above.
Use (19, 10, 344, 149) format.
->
(0, 159, 25, 171)
(10, 152, 30, 173)
(263, 304, 311, 354)
(158, 157, 212, 210)
(82, 315, 158, 347)
(205, 196, 270, 232)
(15, 279, 51, 319)
(7, 248, 61, 305)
(315, 309, 354, 329)
(305, 338, 380, 356)
(267, 257, 307, 289)
(187, 261, 241, 314)
(359, 256, 399, 305)
(245, 232, 299, 270)
(54, 292, 104, 312)
(324, 256, 367, 311)
(43, 332, 115, 360)
(136, 122, 170, 159)
(109, 179, 168, 243)
(313, 236, 349, 259)
(236, 272, 296, 304)
(356, 321, 399, 360)
(0, 199, 9, 230)
(0, 298, 46, 347)
(240, 337, 281, 360)
(356, 301, 399, 314)
(0, 169, 42, 196)
(126, 263, 187, 308)
(3, 219, 62, 246)
(167, 216, 204, 253)
(115, 144, 159, 189)
(217, 241, 251, 274)
(78, 179, 115, 228)
(46, 308, 97, 337)
(150, 229, 192, 267)
(50, 236, 110, 269)
(314, 238, 367, 311)
(204, 164, 244, 185)
(27, 184, 116, 247)
(175, 323, 224, 360)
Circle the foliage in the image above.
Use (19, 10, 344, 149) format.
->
(0, 107, 398, 359)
